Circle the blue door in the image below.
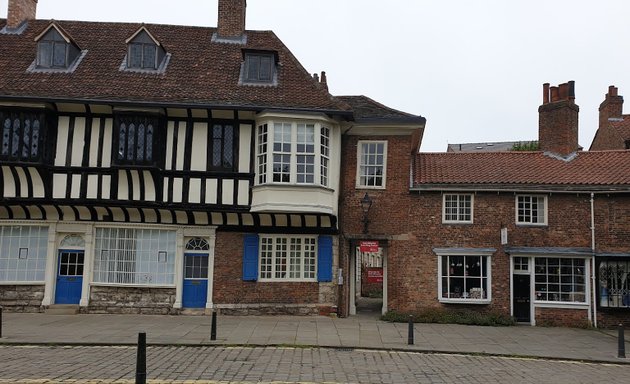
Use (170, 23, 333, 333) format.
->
(55, 250, 84, 304)
(183, 253, 209, 308)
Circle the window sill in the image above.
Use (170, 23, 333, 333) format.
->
(533, 301, 588, 309)
(355, 185, 386, 190)
(257, 279, 318, 283)
(439, 298, 491, 305)
(442, 221, 473, 225)
(253, 183, 334, 192)
(90, 282, 176, 289)
(515, 223, 547, 227)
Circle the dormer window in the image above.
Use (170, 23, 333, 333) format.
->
(124, 27, 167, 72)
(242, 50, 277, 85)
(34, 24, 81, 70)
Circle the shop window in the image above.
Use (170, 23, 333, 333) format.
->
(437, 252, 491, 303)
(599, 260, 630, 308)
(534, 257, 586, 303)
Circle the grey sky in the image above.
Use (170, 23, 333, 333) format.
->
(1, 0, 628, 152)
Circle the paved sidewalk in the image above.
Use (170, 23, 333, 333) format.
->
(0, 312, 628, 363)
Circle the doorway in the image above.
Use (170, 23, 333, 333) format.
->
(513, 274, 531, 323)
(350, 241, 387, 316)
(54, 250, 84, 304)
(182, 237, 211, 309)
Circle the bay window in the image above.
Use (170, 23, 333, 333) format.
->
(256, 121, 331, 187)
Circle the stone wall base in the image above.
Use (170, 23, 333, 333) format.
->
(87, 286, 178, 315)
(0, 285, 44, 312)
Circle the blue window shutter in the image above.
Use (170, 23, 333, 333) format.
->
(243, 234, 259, 281)
(317, 235, 333, 282)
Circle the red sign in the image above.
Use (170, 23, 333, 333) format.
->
(366, 267, 383, 283)
(359, 240, 379, 253)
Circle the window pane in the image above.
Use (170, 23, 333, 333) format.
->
(53, 42, 67, 67)
(37, 42, 52, 67)
(129, 44, 143, 68)
(143, 44, 156, 69)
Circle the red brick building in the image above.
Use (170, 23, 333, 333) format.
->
(340, 82, 630, 327)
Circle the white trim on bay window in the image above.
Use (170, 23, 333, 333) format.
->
(255, 119, 331, 188)
(434, 248, 494, 304)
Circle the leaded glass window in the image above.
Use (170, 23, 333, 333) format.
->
(114, 115, 160, 166)
(0, 110, 47, 162)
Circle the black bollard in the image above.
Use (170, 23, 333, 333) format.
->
(0, 306, 3, 338)
(136, 332, 147, 384)
(211, 311, 217, 341)
(619, 324, 626, 359)
(407, 315, 414, 345)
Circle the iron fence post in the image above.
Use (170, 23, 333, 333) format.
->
(136, 332, 147, 384)
(407, 315, 414, 345)
(619, 323, 626, 359)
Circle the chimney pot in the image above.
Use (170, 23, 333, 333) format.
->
(313, 73, 319, 82)
(609, 85, 618, 97)
(6, 0, 38, 30)
(320, 71, 327, 84)
(543, 83, 550, 104)
(550, 86, 559, 102)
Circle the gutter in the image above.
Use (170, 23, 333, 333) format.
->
(410, 185, 630, 194)
(591, 193, 597, 328)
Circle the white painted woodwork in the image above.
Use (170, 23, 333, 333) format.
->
(175, 122, 186, 171)
(189, 178, 201, 203)
(165, 121, 175, 170)
(117, 171, 129, 200)
(251, 185, 335, 214)
(52, 174, 66, 198)
(101, 175, 111, 199)
(71, 174, 81, 198)
(70, 117, 85, 166)
(55, 116, 70, 166)
(206, 179, 218, 204)
(172, 178, 183, 203)
(211, 109, 233, 119)
(162, 178, 169, 202)
(210, 212, 222, 225)
(144, 171, 156, 201)
(101, 119, 113, 168)
(238, 123, 251, 173)
(238, 180, 249, 206)
(226, 213, 238, 225)
(159, 209, 172, 223)
(193, 212, 208, 225)
(15, 167, 27, 198)
(28, 168, 45, 198)
(222, 179, 234, 205)
(88, 119, 100, 167)
(87, 175, 98, 198)
(191, 123, 208, 171)
(131, 170, 140, 200)
(1, 166, 15, 197)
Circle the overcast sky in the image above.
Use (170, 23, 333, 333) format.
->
(2, 0, 629, 152)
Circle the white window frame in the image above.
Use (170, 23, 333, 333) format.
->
(0, 225, 49, 283)
(516, 195, 547, 226)
(93, 227, 176, 287)
(356, 140, 387, 189)
(534, 257, 588, 305)
(258, 235, 318, 282)
(435, 248, 493, 304)
(442, 193, 473, 223)
(255, 120, 331, 187)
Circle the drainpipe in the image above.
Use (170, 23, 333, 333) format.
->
(591, 193, 597, 328)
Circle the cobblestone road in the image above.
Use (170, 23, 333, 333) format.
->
(0, 345, 628, 383)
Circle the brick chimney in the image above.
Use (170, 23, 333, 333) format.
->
(538, 81, 579, 157)
(599, 85, 624, 129)
(217, 0, 246, 39)
(6, 0, 37, 30)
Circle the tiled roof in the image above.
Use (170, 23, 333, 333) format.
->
(336, 95, 424, 123)
(446, 141, 524, 152)
(611, 116, 630, 139)
(0, 19, 351, 113)
(414, 151, 630, 190)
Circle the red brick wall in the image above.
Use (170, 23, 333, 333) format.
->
(538, 100, 579, 156)
(590, 124, 624, 150)
(217, 0, 246, 38)
(213, 232, 320, 306)
(535, 307, 589, 328)
(7, 0, 37, 29)
(597, 310, 629, 329)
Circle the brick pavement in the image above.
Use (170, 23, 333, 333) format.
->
(0, 345, 629, 383)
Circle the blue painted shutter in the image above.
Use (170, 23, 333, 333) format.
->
(317, 235, 333, 282)
(243, 234, 259, 281)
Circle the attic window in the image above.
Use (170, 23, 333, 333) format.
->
(242, 51, 277, 84)
(35, 25, 80, 69)
(123, 27, 167, 72)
